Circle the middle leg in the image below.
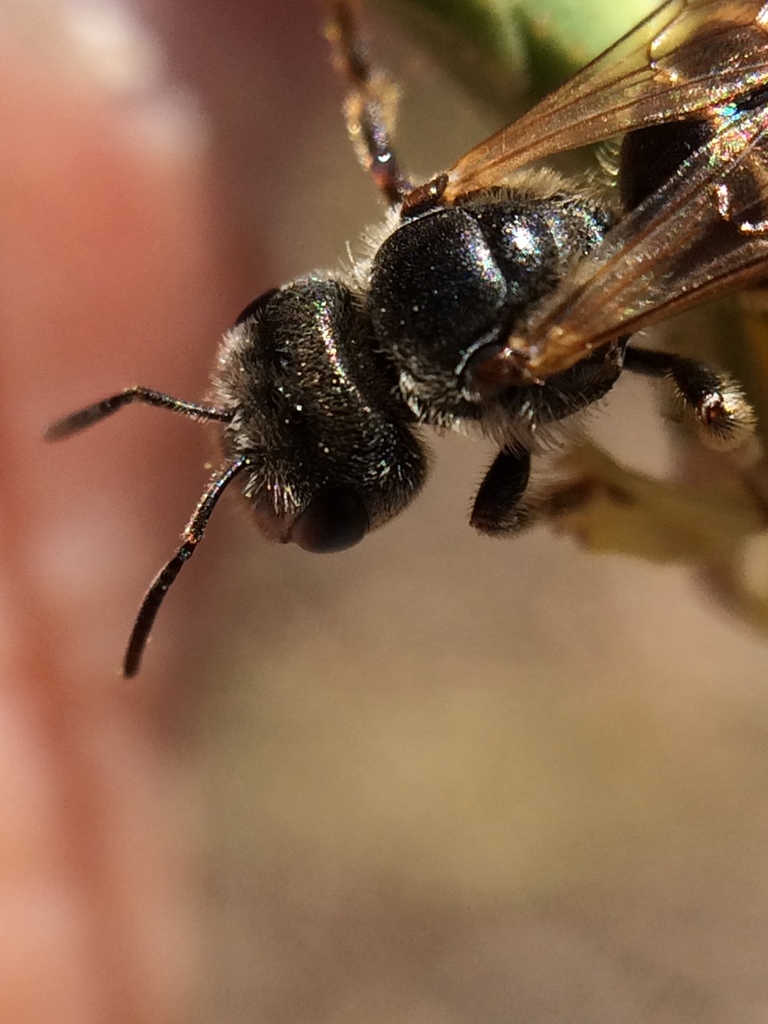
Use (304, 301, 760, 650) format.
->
(325, 0, 412, 206)
(623, 345, 756, 449)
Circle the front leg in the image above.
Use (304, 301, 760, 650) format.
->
(471, 447, 532, 535)
(623, 345, 756, 449)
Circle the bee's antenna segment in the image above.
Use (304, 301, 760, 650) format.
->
(123, 455, 252, 677)
(45, 387, 234, 441)
(326, 0, 412, 206)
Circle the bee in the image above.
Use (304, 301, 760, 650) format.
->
(47, 0, 768, 675)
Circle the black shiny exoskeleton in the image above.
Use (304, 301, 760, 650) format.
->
(46, 0, 760, 674)
(215, 182, 623, 550)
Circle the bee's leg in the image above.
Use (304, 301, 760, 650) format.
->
(623, 346, 756, 449)
(470, 447, 533, 534)
(326, 1, 412, 206)
(45, 387, 233, 441)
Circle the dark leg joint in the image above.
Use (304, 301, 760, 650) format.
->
(624, 346, 756, 448)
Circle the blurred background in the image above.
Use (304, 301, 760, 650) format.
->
(4, 0, 768, 1021)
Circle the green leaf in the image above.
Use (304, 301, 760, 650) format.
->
(378, 0, 659, 111)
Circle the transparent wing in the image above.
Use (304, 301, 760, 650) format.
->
(505, 103, 768, 379)
(443, 0, 768, 202)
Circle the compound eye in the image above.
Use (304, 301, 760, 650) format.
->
(233, 287, 280, 326)
(291, 486, 370, 553)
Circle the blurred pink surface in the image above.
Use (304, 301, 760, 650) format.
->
(1, 1, 327, 1019)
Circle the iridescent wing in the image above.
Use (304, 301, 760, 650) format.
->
(436, 0, 768, 381)
(503, 103, 768, 380)
(442, 0, 768, 203)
